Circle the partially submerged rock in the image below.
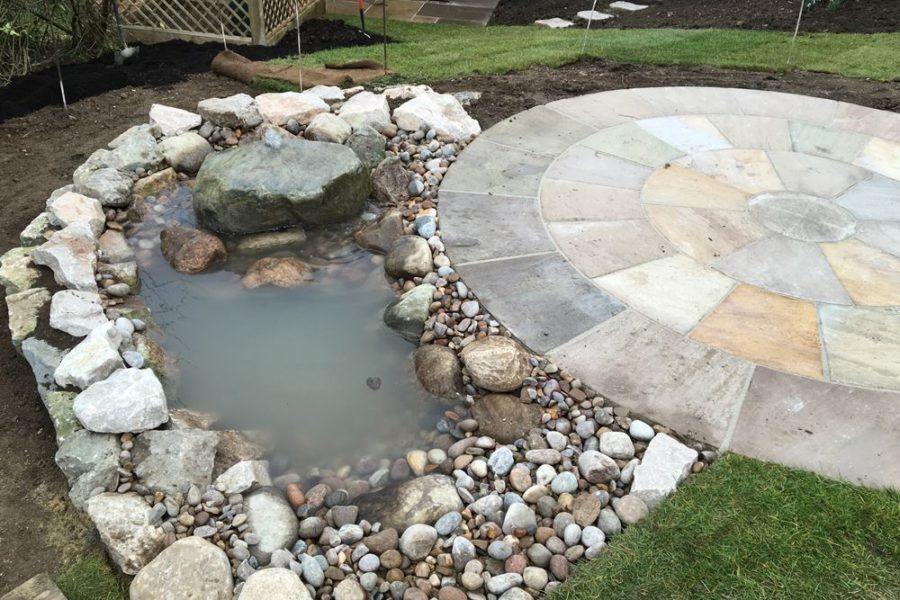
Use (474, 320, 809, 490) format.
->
(354, 209, 405, 255)
(471, 394, 541, 443)
(385, 235, 433, 278)
(355, 474, 463, 531)
(85, 492, 166, 575)
(413, 345, 463, 399)
(130, 537, 234, 600)
(384, 284, 436, 342)
(242, 257, 314, 289)
(73, 367, 168, 433)
(244, 486, 299, 563)
(160, 225, 227, 274)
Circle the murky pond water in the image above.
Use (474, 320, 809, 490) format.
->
(130, 185, 442, 470)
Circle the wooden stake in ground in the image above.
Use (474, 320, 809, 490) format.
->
(788, 0, 805, 64)
(581, 0, 600, 53)
(294, 0, 303, 91)
(55, 59, 68, 111)
(220, 22, 229, 51)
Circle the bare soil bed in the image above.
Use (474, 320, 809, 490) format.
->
(489, 0, 900, 33)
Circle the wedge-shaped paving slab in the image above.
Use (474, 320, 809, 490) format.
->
(645, 205, 765, 264)
(440, 192, 555, 264)
(820, 305, 900, 391)
(546, 145, 653, 189)
(676, 149, 783, 194)
(821, 239, 900, 306)
(595, 254, 735, 334)
(712, 236, 851, 305)
(631, 87, 741, 116)
(440, 138, 553, 197)
(833, 175, 900, 220)
(769, 151, 869, 198)
(546, 89, 662, 130)
(832, 102, 900, 142)
(855, 221, 900, 259)
(729, 367, 900, 489)
(707, 115, 792, 151)
(579, 123, 683, 167)
(636, 116, 732, 154)
(455, 253, 624, 353)
(789, 121, 870, 162)
(548, 220, 675, 277)
(540, 179, 643, 222)
(691, 284, 823, 379)
(730, 89, 838, 126)
(478, 106, 597, 156)
(641, 164, 748, 211)
(853, 137, 900, 181)
(550, 309, 754, 446)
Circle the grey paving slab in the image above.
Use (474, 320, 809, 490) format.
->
(820, 304, 900, 392)
(546, 90, 662, 129)
(731, 89, 839, 127)
(540, 179, 644, 222)
(730, 367, 900, 489)
(545, 145, 654, 189)
(440, 138, 554, 197)
(630, 87, 743, 116)
(456, 252, 625, 353)
(579, 123, 684, 167)
(550, 309, 755, 446)
(856, 221, 900, 259)
(833, 174, 900, 221)
(712, 236, 852, 305)
(769, 151, 869, 199)
(789, 121, 871, 163)
(478, 106, 597, 157)
(439, 191, 556, 264)
(548, 220, 676, 278)
(707, 115, 792, 151)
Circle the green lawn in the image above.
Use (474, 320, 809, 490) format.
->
(553, 454, 900, 600)
(270, 18, 900, 84)
(55, 553, 125, 600)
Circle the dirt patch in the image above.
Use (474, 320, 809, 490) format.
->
(0, 19, 386, 122)
(490, 0, 900, 33)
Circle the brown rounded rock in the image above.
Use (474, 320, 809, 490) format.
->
(413, 345, 464, 399)
(242, 257, 314, 289)
(160, 225, 226, 274)
(438, 587, 467, 600)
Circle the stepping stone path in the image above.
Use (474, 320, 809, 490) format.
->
(441, 87, 900, 489)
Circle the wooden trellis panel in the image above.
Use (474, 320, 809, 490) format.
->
(118, 0, 322, 46)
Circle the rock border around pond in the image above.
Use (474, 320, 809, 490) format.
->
(1, 83, 714, 600)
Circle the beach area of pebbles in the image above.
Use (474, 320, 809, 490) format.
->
(0, 82, 714, 600)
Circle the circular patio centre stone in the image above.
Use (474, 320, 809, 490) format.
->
(748, 192, 857, 242)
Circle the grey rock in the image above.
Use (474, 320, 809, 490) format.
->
(372, 157, 412, 204)
(629, 419, 655, 441)
(384, 235, 433, 279)
(338, 91, 391, 131)
(451, 535, 476, 570)
(240, 568, 311, 600)
(334, 578, 366, 600)
(133, 429, 219, 494)
(354, 208, 404, 255)
(159, 131, 213, 173)
(346, 125, 387, 169)
(383, 283, 436, 342)
(599, 431, 635, 460)
(413, 344, 463, 399)
(245, 487, 300, 564)
(399, 524, 437, 560)
(630, 433, 698, 508)
(98, 230, 135, 263)
(393, 93, 480, 141)
(130, 536, 233, 600)
(355, 474, 463, 531)
(32, 223, 98, 292)
(597, 507, 622, 537)
(578, 451, 620, 484)
(488, 446, 515, 476)
(502, 502, 537, 534)
(55, 429, 119, 509)
(613, 494, 649, 525)
(20, 211, 54, 246)
(74, 368, 167, 433)
(21, 337, 68, 400)
(85, 492, 166, 575)
(435, 511, 462, 535)
(54, 321, 123, 389)
(550, 471, 578, 495)
(46, 190, 105, 237)
(105, 125, 163, 171)
(197, 94, 262, 129)
(486, 573, 523, 595)
(214, 459, 271, 495)
(74, 166, 134, 207)
(305, 113, 352, 144)
(149, 103, 202, 136)
(471, 394, 541, 444)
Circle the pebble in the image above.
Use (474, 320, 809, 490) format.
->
(488, 447, 515, 476)
(629, 419, 655, 441)
(358, 553, 380, 572)
(550, 471, 578, 494)
(435, 511, 462, 536)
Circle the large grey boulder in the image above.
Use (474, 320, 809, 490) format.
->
(630, 433, 698, 509)
(85, 492, 166, 575)
(132, 429, 219, 495)
(193, 138, 369, 235)
(54, 321, 124, 389)
(240, 568, 311, 600)
(73, 368, 168, 433)
(55, 429, 119, 509)
(383, 284, 436, 342)
(32, 223, 99, 292)
(130, 536, 233, 600)
(459, 336, 531, 393)
(244, 487, 299, 564)
(49, 290, 106, 337)
(197, 93, 262, 128)
(355, 474, 463, 531)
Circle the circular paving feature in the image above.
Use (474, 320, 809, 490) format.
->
(439, 88, 900, 488)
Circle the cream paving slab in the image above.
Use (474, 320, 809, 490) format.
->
(549, 309, 755, 446)
(730, 89, 839, 127)
(712, 236, 852, 305)
(593, 254, 735, 334)
(630, 87, 743, 116)
(832, 175, 900, 221)
(769, 151, 869, 199)
(635, 116, 733, 154)
(820, 305, 900, 391)
(478, 106, 598, 157)
(690, 284, 824, 380)
(439, 138, 553, 197)
(455, 252, 624, 353)
(853, 137, 900, 181)
(821, 239, 900, 306)
(855, 222, 900, 259)
(548, 220, 675, 278)
(675, 149, 784, 195)
(545, 145, 654, 189)
(789, 121, 871, 163)
(439, 191, 555, 264)
(706, 115, 792, 151)
(545, 89, 663, 129)
(747, 192, 857, 243)
(540, 179, 644, 222)
(645, 205, 766, 264)
(832, 102, 900, 142)
(578, 123, 683, 167)
(640, 164, 749, 211)
(729, 367, 900, 489)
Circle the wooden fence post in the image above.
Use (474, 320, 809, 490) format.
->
(248, 0, 266, 44)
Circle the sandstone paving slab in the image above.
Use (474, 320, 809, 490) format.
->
(455, 252, 624, 353)
(820, 305, 900, 391)
(820, 239, 900, 306)
(769, 151, 869, 199)
(635, 116, 733, 154)
(707, 115, 792, 151)
(546, 89, 662, 129)
(832, 175, 900, 221)
(690, 284, 823, 380)
(631, 87, 742, 116)
(853, 137, 900, 181)
(545, 145, 653, 189)
(549, 309, 754, 446)
(855, 221, 900, 259)
(712, 236, 852, 305)
(676, 149, 784, 194)
(548, 220, 675, 278)
(789, 121, 871, 162)
(478, 106, 597, 156)
(540, 179, 643, 222)
(594, 254, 735, 334)
(439, 138, 553, 197)
(729, 367, 900, 489)
(578, 123, 683, 167)
(730, 89, 838, 127)
(644, 205, 765, 264)
(640, 164, 748, 211)
(440, 191, 555, 264)
(832, 102, 900, 142)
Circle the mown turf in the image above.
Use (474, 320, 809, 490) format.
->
(552, 453, 900, 600)
(55, 552, 125, 600)
(269, 18, 900, 84)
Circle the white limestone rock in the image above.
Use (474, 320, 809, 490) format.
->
(214, 459, 271, 495)
(31, 223, 99, 292)
(197, 93, 262, 129)
(393, 93, 481, 141)
(240, 568, 311, 600)
(73, 367, 168, 433)
(130, 537, 233, 600)
(630, 433, 698, 509)
(256, 91, 330, 126)
(339, 91, 391, 132)
(159, 131, 213, 173)
(576, 10, 615, 21)
(49, 290, 106, 337)
(534, 18, 574, 28)
(85, 492, 166, 575)
(305, 84, 345, 104)
(305, 113, 353, 144)
(382, 84, 434, 101)
(54, 321, 123, 390)
(46, 191, 105, 238)
(149, 103, 203, 136)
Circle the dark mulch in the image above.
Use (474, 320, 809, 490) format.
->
(0, 19, 385, 122)
(490, 0, 900, 33)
